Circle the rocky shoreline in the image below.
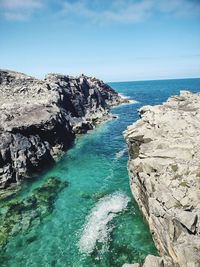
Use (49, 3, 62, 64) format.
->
(124, 91, 200, 267)
(0, 70, 127, 191)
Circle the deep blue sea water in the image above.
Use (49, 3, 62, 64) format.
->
(1, 78, 200, 267)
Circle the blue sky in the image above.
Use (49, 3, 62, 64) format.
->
(0, 0, 200, 81)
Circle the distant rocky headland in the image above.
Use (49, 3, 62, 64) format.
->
(124, 91, 200, 267)
(0, 70, 127, 190)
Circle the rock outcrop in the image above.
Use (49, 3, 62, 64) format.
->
(124, 91, 200, 267)
(0, 70, 126, 189)
(122, 254, 173, 267)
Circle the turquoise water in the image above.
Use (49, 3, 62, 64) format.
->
(1, 78, 200, 267)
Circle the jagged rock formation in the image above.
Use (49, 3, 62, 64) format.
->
(0, 70, 126, 189)
(124, 91, 200, 267)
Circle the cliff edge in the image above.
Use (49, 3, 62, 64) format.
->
(0, 70, 126, 189)
(124, 91, 200, 267)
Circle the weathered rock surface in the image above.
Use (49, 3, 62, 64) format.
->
(124, 91, 200, 267)
(0, 70, 127, 189)
(122, 255, 173, 267)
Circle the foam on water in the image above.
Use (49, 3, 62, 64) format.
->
(129, 99, 139, 104)
(78, 192, 130, 255)
(118, 93, 129, 99)
(118, 93, 139, 104)
(115, 148, 127, 160)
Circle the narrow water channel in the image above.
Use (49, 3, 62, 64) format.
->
(1, 78, 200, 267)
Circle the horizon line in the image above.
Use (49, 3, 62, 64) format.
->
(107, 76, 200, 84)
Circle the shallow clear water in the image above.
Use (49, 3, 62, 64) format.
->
(1, 78, 200, 267)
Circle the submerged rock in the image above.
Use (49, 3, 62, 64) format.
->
(124, 91, 200, 267)
(0, 177, 67, 250)
(0, 70, 127, 189)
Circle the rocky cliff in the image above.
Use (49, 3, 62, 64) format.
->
(0, 70, 126, 189)
(124, 91, 200, 267)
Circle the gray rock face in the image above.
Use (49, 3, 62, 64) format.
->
(122, 255, 173, 267)
(0, 70, 126, 189)
(124, 91, 200, 267)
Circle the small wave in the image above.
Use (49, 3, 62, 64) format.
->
(118, 93, 139, 104)
(115, 148, 127, 160)
(118, 93, 130, 99)
(78, 192, 130, 255)
(128, 99, 139, 104)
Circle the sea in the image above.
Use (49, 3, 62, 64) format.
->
(1, 78, 200, 267)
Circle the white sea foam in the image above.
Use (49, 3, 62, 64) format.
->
(78, 192, 130, 255)
(115, 148, 127, 160)
(118, 93, 130, 99)
(128, 99, 139, 104)
(118, 93, 139, 104)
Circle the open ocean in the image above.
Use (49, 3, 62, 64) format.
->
(1, 78, 200, 267)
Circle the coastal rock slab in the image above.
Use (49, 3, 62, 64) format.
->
(124, 91, 200, 267)
(123, 255, 173, 267)
(0, 70, 127, 189)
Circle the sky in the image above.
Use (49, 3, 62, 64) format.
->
(0, 0, 200, 82)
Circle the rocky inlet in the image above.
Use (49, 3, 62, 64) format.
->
(0, 70, 127, 190)
(124, 91, 200, 267)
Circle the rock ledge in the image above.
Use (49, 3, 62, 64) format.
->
(124, 91, 200, 267)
